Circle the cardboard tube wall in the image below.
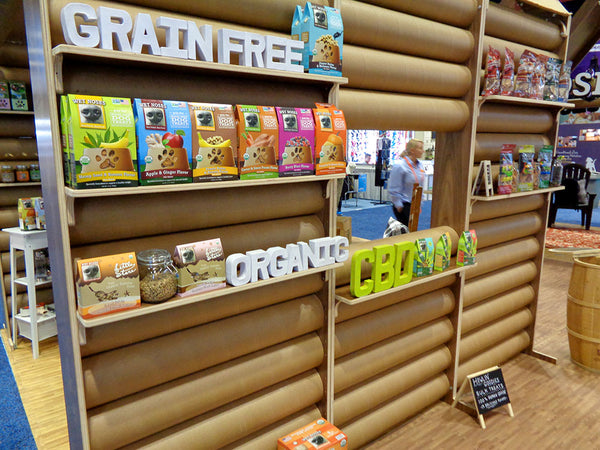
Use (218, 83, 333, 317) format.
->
(0, 187, 42, 207)
(474, 133, 551, 163)
(341, 374, 449, 446)
(0, 44, 29, 67)
(470, 195, 544, 222)
(82, 280, 323, 356)
(87, 334, 323, 449)
(121, 371, 323, 450)
(0, 234, 9, 252)
(335, 318, 453, 392)
(0, 116, 35, 137)
(70, 183, 324, 245)
(463, 262, 537, 307)
(336, 226, 458, 285)
(71, 215, 324, 261)
(82, 296, 323, 408)
(460, 309, 533, 362)
(486, 3, 563, 51)
(1, 251, 24, 272)
(344, 46, 471, 97)
(341, 0, 474, 63)
(0, 138, 38, 160)
(0, 210, 19, 229)
(456, 331, 530, 384)
(477, 104, 554, 133)
(336, 276, 454, 323)
(339, 88, 469, 131)
(471, 212, 542, 249)
(482, 36, 560, 68)
(335, 289, 455, 358)
(466, 237, 539, 279)
(360, 0, 478, 28)
(335, 347, 451, 425)
(0, 66, 30, 83)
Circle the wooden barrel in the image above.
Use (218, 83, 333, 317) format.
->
(567, 255, 600, 372)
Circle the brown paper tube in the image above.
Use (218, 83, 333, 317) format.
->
(1, 251, 25, 272)
(470, 194, 544, 222)
(0, 115, 35, 137)
(224, 406, 322, 450)
(336, 226, 458, 286)
(82, 296, 323, 408)
(466, 237, 539, 279)
(342, 1, 474, 63)
(456, 331, 530, 384)
(0, 66, 30, 83)
(0, 138, 38, 160)
(121, 371, 323, 450)
(335, 289, 455, 358)
(472, 212, 542, 249)
(339, 88, 469, 131)
(336, 276, 454, 323)
(0, 186, 42, 207)
(474, 133, 551, 163)
(460, 308, 533, 362)
(87, 334, 323, 449)
(356, 0, 478, 28)
(71, 214, 324, 261)
(0, 233, 9, 252)
(341, 374, 449, 445)
(0, 210, 19, 229)
(335, 347, 451, 425)
(477, 103, 554, 133)
(70, 183, 324, 245)
(82, 278, 324, 356)
(486, 4, 563, 52)
(482, 35, 560, 71)
(463, 262, 537, 307)
(344, 46, 471, 96)
(335, 318, 453, 392)
(0, 44, 29, 68)
(4, 272, 27, 293)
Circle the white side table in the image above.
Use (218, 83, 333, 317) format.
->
(2, 227, 53, 359)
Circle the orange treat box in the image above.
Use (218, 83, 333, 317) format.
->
(277, 418, 348, 449)
(313, 103, 347, 175)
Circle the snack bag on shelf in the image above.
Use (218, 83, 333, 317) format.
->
(558, 60, 573, 102)
(413, 237, 434, 277)
(189, 102, 238, 182)
(498, 144, 515, 195)
(277, 418, 347, 449)
(76, 252, 140, 319)
(235, 105, 279, 179)
(59, 95, 71, 187)
(434, 232, 451, 272)
(65, 94, 137, 189)
(276, 106, 315, 176)
(482, 45, 501, 96)
(134, 99, 192, 185)
(517, 145, 535, 191)
(9, 81, 28, 111)
(300, 3, 344, 76)
(17, 197, 36, 230)
(538, 145, 553, 188)
(313, 103, 346, 175)
(500, 47, 515, 96)
(457, 230, 477, 266)
(0, 81, 10, 110)
(514, 50, 537, 98)
(544, 57, 562, 101)
(530, 54, 548, 100)
(173, 238, 226, 297)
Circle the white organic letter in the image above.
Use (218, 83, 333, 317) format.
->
(60, 3, 99, 48)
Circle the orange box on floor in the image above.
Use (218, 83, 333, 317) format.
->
(277, 418, 348, 449)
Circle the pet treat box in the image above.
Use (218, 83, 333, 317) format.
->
(33, 197, 45, 230)
(188, 102, 238, 182)
(18, 197, 36, 231)
(457, 230, 477, 266)
(65, 94, 137, 189)
(434, 232, 451, 272)
(517, 145, 535, 192)
(498, 144, 515, 195)
(298, 3, 344, 76)
(277, 418, 348, 449)
(413, 237, 434, 277)
(538, 145, 553, 188)
(313, 103, 347, 175)
(276, 106, 315, 176)
(60, 95, 72, 187)
(9, 81, 28, 111)
(0, 81, 10, 110)
(134, 99, 193, 185)
(173, 238, 226, 297)
(235, 105, 279, 179)
(76, 252, 140, 319)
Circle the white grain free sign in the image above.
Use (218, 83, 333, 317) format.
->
(60, 3, 304, 73)
(226, 237, 349, 286)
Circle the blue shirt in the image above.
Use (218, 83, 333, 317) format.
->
(388, 157, 425, 208)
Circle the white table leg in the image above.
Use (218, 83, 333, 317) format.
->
(9, 239, 17, 349)
(25, 243, 39, 359)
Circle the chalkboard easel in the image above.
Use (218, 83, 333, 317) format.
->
(452, 366, 514, 429)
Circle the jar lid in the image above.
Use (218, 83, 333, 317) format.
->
(1, 165, 12, 169)
(30, 163, 39, 168)
(16, 164, 28, 169)
(137, 249, 173, 266)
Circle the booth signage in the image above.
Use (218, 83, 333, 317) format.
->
(60, 3, 304, 73)
(571, 72, 600, 98)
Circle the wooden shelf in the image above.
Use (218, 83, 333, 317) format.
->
(52, 45, 348, 94)
(0, 182, 41, 188)
(0, 110, 34, 115)
(478, 95, 575, 110)
(78, 263, 342, 328)
(471, 186, 564, 202)
(335, 262, 474, 306)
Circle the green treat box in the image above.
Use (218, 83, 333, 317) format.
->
(457, 230, 477, 266)
(434, 232, 451, 272)
(413, 237, 434, 277)
(59, 95, 71, 187)
(0, 81, 10, 110)
(9, 81, 28, 111)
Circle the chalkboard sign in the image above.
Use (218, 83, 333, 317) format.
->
(469, 367, 510, 415)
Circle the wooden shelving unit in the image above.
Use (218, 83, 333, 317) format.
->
(471, 186, 564, 202)
(478, 94, 575, 110)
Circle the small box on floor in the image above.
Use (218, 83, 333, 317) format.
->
(336, 215, 352, 244)
(277, 418, 348, 449)
(15, 310, 57, 341)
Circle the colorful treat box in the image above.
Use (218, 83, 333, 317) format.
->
(0, 81, 10, 110)
(457, 230, 477, 266)
(434, 232, 451, 272)
(413, 237, 434, 277)
(173, 238, 226, 297)
(313, 103, 347, 175)
(9, 81, 28, 111)
(235, 105, 279, 180)
(189, 102, 238, 182)
(76, 252, 140, 319)
(517, 145, 535, 192)
(538, 145, 553, 189)
(18, 197, 36, 231)
(276, 106, 315, 176)
(134, 99, 192, 185)
(498, 144, 515, 195)
(33, 197, 45, 230)
(277, 418, 348, 449)
(65, 94, 138, 189)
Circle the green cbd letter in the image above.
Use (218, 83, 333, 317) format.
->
(372, 245, 395, 293)
(394, 241, 414, 287)
(350, 249, 374, 297)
